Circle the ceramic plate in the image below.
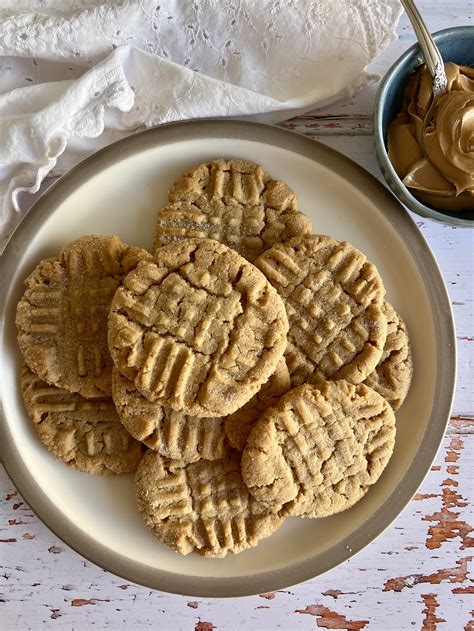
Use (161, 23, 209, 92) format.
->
(0, 120, 456, 597)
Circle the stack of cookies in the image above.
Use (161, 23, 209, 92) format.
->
(16, 159, 412, 558)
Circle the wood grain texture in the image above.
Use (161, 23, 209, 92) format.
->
(0, 2, 472, 629)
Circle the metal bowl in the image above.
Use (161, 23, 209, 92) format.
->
(374, 26, 474, 226)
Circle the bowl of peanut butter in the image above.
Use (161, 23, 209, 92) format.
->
(374, 26, 474, 225)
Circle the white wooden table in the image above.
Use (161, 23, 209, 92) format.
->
(1, 4, 472, 629)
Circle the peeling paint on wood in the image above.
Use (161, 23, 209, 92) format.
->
(421, 594, 446, 631)
(452, 586, 474, 595)
(71, 599, 95, 607)
(383, 558, 471, 592)
(194, 622, 216, 631)
(259, 592, 277, 600)
(295, 604, 369, 629)
(322, 589, 343, 599)
(423, 479, 473, 551)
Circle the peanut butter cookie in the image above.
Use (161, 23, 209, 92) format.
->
(108, 238, 289, 417)
(16, 235, 150, 398)
(21, 365, 144, 475)
(241, 380, 396, 517)
(135, 450, 284, 557)
(112, 368, 228, 462)
(153, 159, 311, 262)
(364, 302, 413, 410)
(255, 234, 387, 386)
(224, 359, 290, 451)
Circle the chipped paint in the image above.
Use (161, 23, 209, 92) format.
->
(71, 598, 110, 607)
(194, 622, 216, 631)
(414, 493, 439, 501)
(421, 594, 446, 631)
(445, 437, 464, 462)
(48, 546, 63, 554)
(424, 485, 473, 550)
(383, 558, 471, 592)
(449, 416, 474, 433)
(295, 604, 369, 629)
(441, 478, 458, 487)
(452, 586, 474, 594)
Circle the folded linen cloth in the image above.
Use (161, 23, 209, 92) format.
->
(0, 0, 402, 252)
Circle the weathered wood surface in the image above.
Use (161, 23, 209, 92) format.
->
(0, 3, 472, 629)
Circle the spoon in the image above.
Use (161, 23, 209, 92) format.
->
(401, 0, 448, 129)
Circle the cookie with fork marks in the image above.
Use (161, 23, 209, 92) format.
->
(364, 302, 413, 410)
(153, 159, 311, 262)
(112, 368, 229, 462)
(108, 238, 288, 417)
(21, 364, 144, 475)
(224, 358, 290, 451)
(255, 234, 387, 386)
(135, 450, 284, 557)
(241, 380, 396, 517)
(16, 235, 150, 398)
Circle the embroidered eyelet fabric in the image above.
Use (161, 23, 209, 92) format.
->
(0, 0, 402, 251)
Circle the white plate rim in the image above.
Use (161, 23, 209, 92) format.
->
(0, 119, 456, 597)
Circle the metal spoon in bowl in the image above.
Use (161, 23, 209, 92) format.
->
(401, 0, 448, 131)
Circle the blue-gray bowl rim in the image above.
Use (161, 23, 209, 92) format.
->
(374, 25, 474, 227)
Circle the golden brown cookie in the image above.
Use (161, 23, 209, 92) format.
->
(20, 365, 144, 475)
(364, 302, 413, 410)
(16, 235, 150, 398)
(135, 450, 284, 557)
(241, 380, 396, 518)
(108, 238, 289, 417)
(255, 234, 387, 386)
(224, 359, 290, 451)
(112, 368, 228, 462)
(153, 159, 311, 262)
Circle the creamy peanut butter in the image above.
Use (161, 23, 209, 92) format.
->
(388, 63, 474, 211)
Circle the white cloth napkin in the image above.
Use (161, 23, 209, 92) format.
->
(0, 0, 402, 252)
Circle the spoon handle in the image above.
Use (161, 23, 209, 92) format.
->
(401, 0, 448, 97)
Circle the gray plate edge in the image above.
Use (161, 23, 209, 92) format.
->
(0, 119, 456, 598)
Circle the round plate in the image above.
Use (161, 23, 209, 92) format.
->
(0, 120, 456, 597)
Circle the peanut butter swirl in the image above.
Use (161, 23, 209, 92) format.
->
(388, 63, 474, 211)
